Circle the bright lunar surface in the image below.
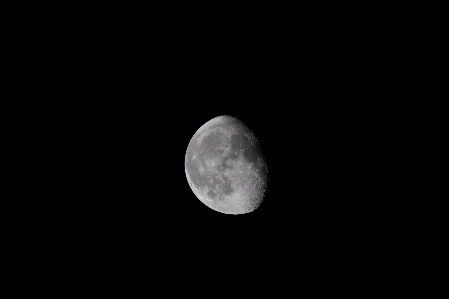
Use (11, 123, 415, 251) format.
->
(185, 115, 267, 215)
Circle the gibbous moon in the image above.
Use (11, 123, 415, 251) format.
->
(185, 115, 267, 214)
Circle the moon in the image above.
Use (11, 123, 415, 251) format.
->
(185, 115, 267, 214)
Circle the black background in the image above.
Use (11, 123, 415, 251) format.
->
(12, 6, 412, 290)
(44, 33, 388, 264)
(51, 20, 387, 228)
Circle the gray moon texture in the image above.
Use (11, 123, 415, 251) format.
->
(185, 115, 268, 215)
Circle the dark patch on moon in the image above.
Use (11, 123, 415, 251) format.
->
(230, 132, 264, 166)
(243, 143, 263, 164)
(218, 175, 234, 195)
(226, 152, 238, 160)
(207, 190, 217, 199)
(198, 130, 225, 162)
(215, 157, 233, 172)
(230, 133, 250, 150)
